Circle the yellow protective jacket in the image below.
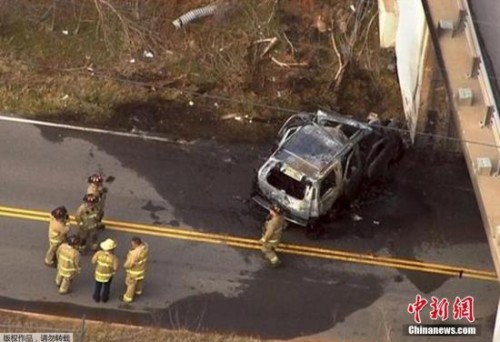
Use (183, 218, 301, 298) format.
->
(57, 243, 81, 278)
(48, 217, 70, 245)
(92, 251, 118, 282)
(124, 243, 149, 280)
(87, 184, 106, 214)
(75, 204, 99, 230)
(262, 214, 285, 244)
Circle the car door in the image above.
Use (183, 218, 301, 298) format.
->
(318, 163, 343, 216)
(343, 147, 363, 200)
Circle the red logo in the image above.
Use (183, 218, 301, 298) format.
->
(408, 295, 475, 323)
(453, 296, 475, 323)
(408, 295, 428, 323)
(430, 296, 449, 321)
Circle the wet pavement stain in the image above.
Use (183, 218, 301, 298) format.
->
(141, 200, 166, 222)
(168, 220, 180, 227)
(160, 266, 384, 339)
(38, 125, 65, 143)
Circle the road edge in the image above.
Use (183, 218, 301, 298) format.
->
(0, 113, 196, 145)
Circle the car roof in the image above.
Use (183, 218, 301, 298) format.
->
(273, 124, 346, 179)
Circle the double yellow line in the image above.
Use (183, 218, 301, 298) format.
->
(0, 205, 497, 282)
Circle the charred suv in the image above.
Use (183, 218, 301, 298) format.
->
(251, 109, 404, 229)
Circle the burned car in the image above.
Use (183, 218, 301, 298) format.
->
(251, 109, 404, 230)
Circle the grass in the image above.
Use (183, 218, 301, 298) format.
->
(0, 0, 403, 143)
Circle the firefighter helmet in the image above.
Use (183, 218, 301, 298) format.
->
(67, 235, 80, 246)
(51, 206, 68, 220)
(88, 173, 104, 185)
(83, 193, 98, 204)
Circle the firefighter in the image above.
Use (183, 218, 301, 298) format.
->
(86, 173, 107, 224)
(122, 237, 149, 303)
(44, 206, 70, 267)
(260, 204, 286, 267)
(55, 235, 81, 294)
(91, 238, 119, 303)
(75, 194, 100, 253)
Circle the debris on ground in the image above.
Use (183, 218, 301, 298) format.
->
(373, 220, 380, 225)
(172, 4, 218, 29)
(143, 51, 154, 59)
(351, 213, 363, 222)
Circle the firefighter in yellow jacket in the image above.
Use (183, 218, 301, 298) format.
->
(56, 235, 81, 294)
(260, 204, 286, 267)
(44, 206, 70, 267)
(75, 194, 100, 253)
(86, 173, 107, 223)
(122, 237, 149, 303)
(91, 238, 119, 303)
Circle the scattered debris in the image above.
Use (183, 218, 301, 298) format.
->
(223, 157, 233, 163)
(214, 102, 219, 108)
(221, 113, 238, 120)
(373, 220, 380, 225)
(252, 37, 279, 59)
(61, 94, 69, 100)
(314, 15, 329, 33)
(330, 20, 349, 92)
(188, 100, 194, 106)
(143, 50, 154, 59)
(270, 56, 308, 68)
(172, 4, 218, 29)
(221, 114, 248, 123)
(351, 213, 363, 222)
(232, 195, 247, 203)
(129, 58, 136, 64)
(350, 4, 356, 12)
(62, 30, 69, 35)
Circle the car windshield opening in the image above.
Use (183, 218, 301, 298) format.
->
(266, 167, 307, 200)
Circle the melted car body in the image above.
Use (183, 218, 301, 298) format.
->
(251, 110, 403, 227)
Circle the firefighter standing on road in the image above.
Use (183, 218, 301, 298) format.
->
(260, 204, 286, 267)
(91, 238, 119, 303)
(122, 237, 149, 303)
(75, 194, 100, 253)
(86, 173, 107, 224)
(56, 235, 81, 294)
(44, 206, 70, 267)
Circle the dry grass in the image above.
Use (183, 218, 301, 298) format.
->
(0, 0, 403, 143)
(0, 310, 264, 342)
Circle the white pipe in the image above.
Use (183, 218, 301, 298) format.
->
(172, 5, 218, 29)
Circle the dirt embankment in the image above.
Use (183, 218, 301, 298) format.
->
(0, 0, 402, 144)
(0, 309, 264, 342)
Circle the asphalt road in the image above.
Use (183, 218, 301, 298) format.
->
(0, 119, 498, 341)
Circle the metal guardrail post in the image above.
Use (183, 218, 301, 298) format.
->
(458, 0, 500, 136)
(79, 316, 86, 342)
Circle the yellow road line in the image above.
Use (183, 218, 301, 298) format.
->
(0, 205, 497, 281)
